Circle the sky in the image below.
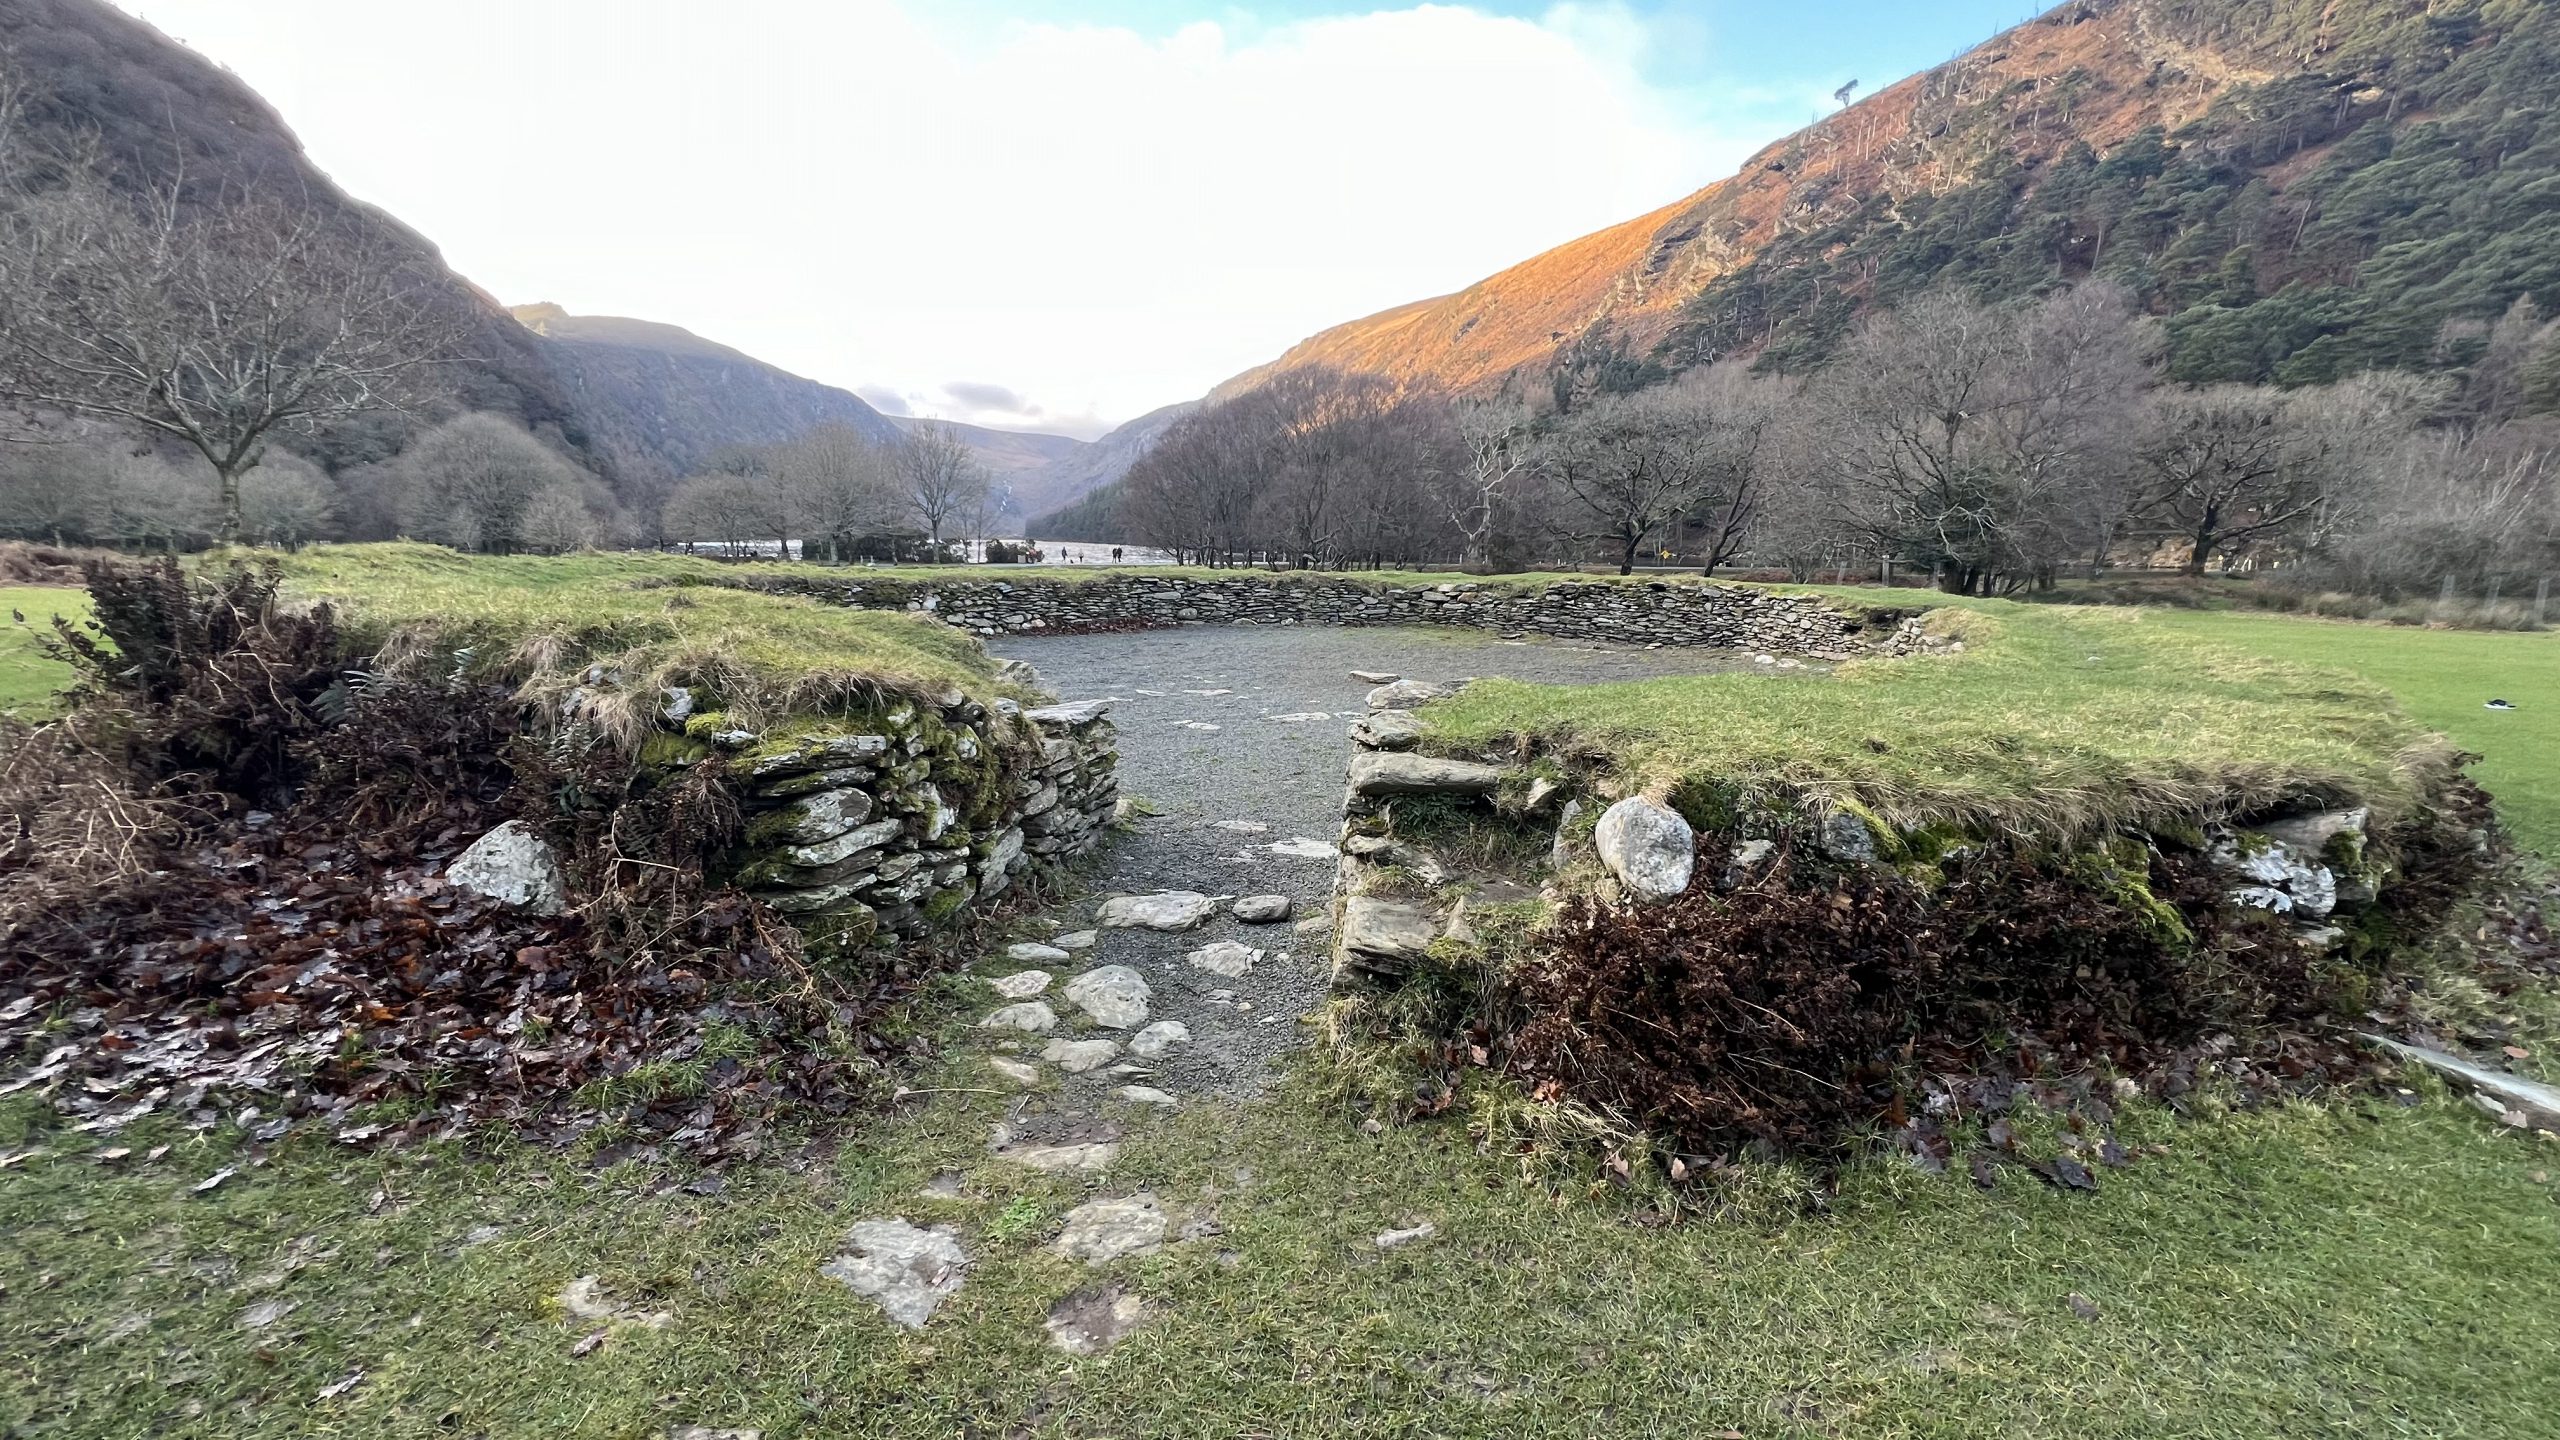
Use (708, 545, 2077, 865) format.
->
(112, 0, 2037, 439)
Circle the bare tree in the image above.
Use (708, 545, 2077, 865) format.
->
(896, 421, 988, 555)
(1448, 399, 1537, 570)
(773, 422, 899, 562)
(0, 153, 468, 543)
(236, 450, 338, 550)
(399, 413, 592, 554)
(662, 472, 779, 557)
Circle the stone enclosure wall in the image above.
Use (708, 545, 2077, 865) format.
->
(707, 696, 1118, 945)
(733, 572, 1918, 660)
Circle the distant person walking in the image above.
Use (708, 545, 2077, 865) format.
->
(1111, 547, 1124, 563)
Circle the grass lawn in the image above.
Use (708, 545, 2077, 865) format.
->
(2148, 612, 2560, 856)
(5, 1045, 2555, 1439)
(0, 585, 89, 714)
(273, 545, 1007, 723)
(1425, 598, 2433, 843)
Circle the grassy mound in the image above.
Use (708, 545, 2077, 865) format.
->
(272, 545, 1006, 736)
(1422, 598, 2442, 842)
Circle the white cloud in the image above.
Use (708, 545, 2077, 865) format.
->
(113, 1, 1742, 434)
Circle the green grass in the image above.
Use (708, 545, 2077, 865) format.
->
(2149, 612, 2560, 856)
(0, 585, 89, 715)
(5, 1064, 2555, 1438)
(1422, 598, 2434, 841)
(274, 545, 1005, 728)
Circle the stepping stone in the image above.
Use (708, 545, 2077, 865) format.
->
(1340, 898, 1439, 973)
(1350, 670, 1399, 684)
(1211, 819, 1271, 834)
(988, 1057, 1042, 1087)
(1042, 1038, 1122, 1074)
(1007, 942, 1071, 964)
(1267, 837, 1336, 860)
(981, 1002, 1057, 1033)
(1062, 966, 1151, 1028)
(1365, 679, 1461, 710)
(1375, 1221, 1437, 1251)
(1294, 914, 1334, 936)
(818, 1220, 968, 1330)
(1046, 1281, 1146, 1355)
(988, 971, 1052, 999)
(1053, 1195, 1166, 1264)
(1187, 941, 1262, 978)
(1097, 892, 1219, 931)
(1129, 1021, 1190, 1060)
(998, 1141, 1117, 1173)
(1265, 712, 1331, 723)
(1116, 1086, 1179, 1108)
(1053, 930, 1099, 953)
(1232, 894, 1292, 923)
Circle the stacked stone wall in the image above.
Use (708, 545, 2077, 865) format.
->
(736, 573, 1920, 659)
(714, 696, 1117, 944)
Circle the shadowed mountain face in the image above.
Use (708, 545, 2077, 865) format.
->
(1224, 0, 2559, 400)
(1022, 402, 1197, 539)
(0, 0, 602, 477)
(508, 304, 904, 482)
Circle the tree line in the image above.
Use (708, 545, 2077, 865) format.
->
(1105, 279, 2560, 597)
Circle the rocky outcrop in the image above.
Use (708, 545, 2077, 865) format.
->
(717, 695, 1117, 945)
(739, 573, 1909, 659)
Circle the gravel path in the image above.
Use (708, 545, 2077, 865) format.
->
(978, 625, 1765, 1116)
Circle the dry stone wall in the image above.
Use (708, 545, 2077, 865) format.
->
(736, 573, 1915, 659)
(714, 696, 1117, 945)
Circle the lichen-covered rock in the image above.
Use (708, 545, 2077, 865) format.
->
(1186, 940, 1262, 977)
(1129, 1020, 1190, 1059)
(1347, 711, 1425, 751)
(1051, 1195, 1166, 1264)
(1595, 797, 1695, 903)
(445, 821, 567, 916)
(1041, 1038, 1122, 1073)
(1818, 810, 1881, 863)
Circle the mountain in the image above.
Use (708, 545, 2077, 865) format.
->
(508, 303, 903, 480)
(1226, 0, 2560, 398)
(880, 415, 1093, 524)
(2, 0, 926, 506)
(0, 0, 603, 477)
(1021, 402, 1197, 538)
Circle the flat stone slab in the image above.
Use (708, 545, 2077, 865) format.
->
(2366, 1035, 2560, 1127)
(1053, 930, 1099, 953)
(997, 1141, 1117, 1172)
(988, 1057, 1042, 1087)
(1062, 965, 1152, 1028)
(1052, 1195, 1167, 1264)
(1233, 894, 1293, 923)
(819, 1220, 967, 1330)
(1042, 1038, 1123, 1074)
(1340, 897, 1439, 971)
(1129, 1021, 1191, 1060)
(1115, 1085, 1179, 1107)
(1365, 679, 1461, 710)
(1045, 1281, 1146, 1355)
(988, 971, 1052, 999)
(1350, 670, 1401, 685)
(1007, 942, 1072, 964)
(1268, 837, 1337, 860)
(1187, 940, 1263, 978)
(981, 1002, 1058, 1033)
(1097, 892, 1220, 931)
(1346, 752, 1504, 798)
(1025, 699, 1114, 726)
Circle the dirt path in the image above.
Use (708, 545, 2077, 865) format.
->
(970, 626, 1760, 1134)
